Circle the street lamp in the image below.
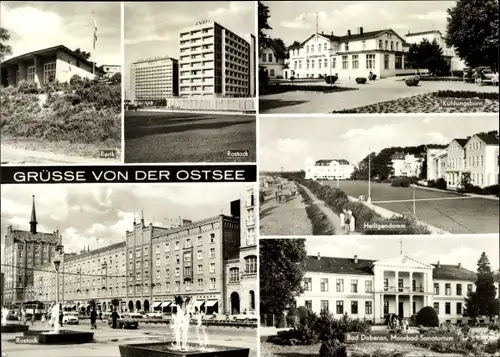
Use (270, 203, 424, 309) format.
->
(53, 245, 63, 307)
(328, 48, 335, 87)
(367, 149, 372, 204)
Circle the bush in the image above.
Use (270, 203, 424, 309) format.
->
(416, 306, 439, 327)
(319, 339, 347, 357)
(295, 309, 319, 344)
(488, 322, 500, 331)
(391, 176, 411, 187)
(324, 75, 338, 85)
(355, 77, 367, 84)
(290, 76, 295, 81)
(451, 70, 464, 78)
(436, 178, 447, 190)
(405, 77, 420, 86)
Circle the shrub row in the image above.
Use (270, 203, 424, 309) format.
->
(298, 186, 336, 235)
(432, 90, 499, 100)
(261, 84, 357, 95)
(427, 178, 447, 190)
(295, 178, 431, 235)
(459, 184, 499, 197)
(419, 76, 463, 82)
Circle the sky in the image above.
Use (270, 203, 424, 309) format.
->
(261, 1, 457, 47)
(0, 183, 250, 270)
(259, 115, 499, 171)
(304, 236, 500, 273)
(0, 1, 121, 66)
(124, 1, 256, 97)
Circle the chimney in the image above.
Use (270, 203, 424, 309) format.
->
(321, 31, 324, 35)
(347, 29, 351, 36)
(29, 195, 37, 234)
(317, 252, 321, 260)
(354, 255, 358, 264)
(458, 263, 461, 269)
(357, 27, 363, 35)
(437, 261, 440, 268)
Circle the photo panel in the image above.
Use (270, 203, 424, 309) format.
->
(259, 115, 499, 236)
(123, 2, 257, 163)
(258, 1, 499, 114)
(0, 1, 122, 164)
(260, 235, 500, 356)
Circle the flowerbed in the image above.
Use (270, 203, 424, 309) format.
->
(261, 84, 358, 95)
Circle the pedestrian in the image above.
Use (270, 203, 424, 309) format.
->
(99, 310, 103, 323)
(90, 308, 97, 329)
(111, 308, 119, 329)
(41, 313, 46, 324)
(59, 305, 64, 327)
(340, 209, 345, 232)
(344, 209, 351, 234)
(31, 311, 36, 326)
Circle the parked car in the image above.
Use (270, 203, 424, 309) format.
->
(233, 311, 258, 321)
(127, 312, 144, 319)
(145, 311, 162, 319)
(107, 313, 139, 329)
(62, 312, 79, 325)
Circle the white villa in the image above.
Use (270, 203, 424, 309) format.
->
(260, 39, 287, 79)
(404, 30, 466, 71)
(427, 133, 499, 188)
(284, 27, 416, 80)
(305, 158, 355, 180)
(391, 152, 424, 177)
(296, 253, 499, 325)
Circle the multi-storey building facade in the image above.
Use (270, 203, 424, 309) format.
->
(178, 20, 254, 97)
(2, 196, 61, 307)
(130, 56, 179, 102)
(284, 28, 414, 80)
(19, 195, 256, 315)
(404, 30, 466, 71)
(260, 39, 287, 79)
(296, 253, 499, 325)
(101, 64, 121, 78)
(0, 45, 96, 87)
(463, 134, 499, 188)
(426, 146, 448, 182)
(391, 153, 424, 177)
(305, 158, 355, 180)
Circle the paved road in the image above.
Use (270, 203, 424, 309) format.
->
(1, 145, 120, 165)
(1, 323, 257, 357)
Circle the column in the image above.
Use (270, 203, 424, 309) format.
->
(395, 271, 399, 291)
(409, 272, 413, 292)
(395, 270, 399, 315)
(410, 295, 413, 316)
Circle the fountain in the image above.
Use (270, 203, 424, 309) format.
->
(23, 303, 94, 344)
(1, 307, 29, 333)
(119, 295, 250, 357)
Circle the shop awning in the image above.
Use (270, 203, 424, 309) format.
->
(153, 302, 162, 308)
(194, 300, 205, 308)
(80, 304, 89, 308)
(205, 300, 218, 307)
(68, 304, 76, 308)
(161, 302, 172, 308)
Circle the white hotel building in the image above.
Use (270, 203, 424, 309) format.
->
(178, 20, 255, 97)
(285, 27, 414, 80)
(391, 152, 424, 177)
(305, 158, 355, 180)
(427, 133, 499, 188)
(296, 254, 499, 325)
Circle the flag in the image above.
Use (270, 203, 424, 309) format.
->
(93, 14, 98, 50)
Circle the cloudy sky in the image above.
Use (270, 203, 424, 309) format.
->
(124, 1, 256, 96)
(262, 1, 456, 46)
(259, 115, 499, 171)
(304, 236, 499, 273)
(0, 183, 250, 270)
(0, 1, 121, 66)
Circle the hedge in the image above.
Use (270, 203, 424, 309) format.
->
(432, 90, 499, 100)
(261, 84, 357, 95)
(295, 178, 431, 235)
(299, 186, 336, 235)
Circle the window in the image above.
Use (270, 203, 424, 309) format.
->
(185, 280, 192, 291)
(210, 234, 215, 243)
(184, 252, 191, 263)
(156, 270, 160, 279)
(165, 269, 170, 278)
(165, 244, 170, 253)
(467, 284, 473, 293)
(304, 278, 312, 291)
(268, 53, 272, 62)
(384, 54, 390, 69)
(365, 301, 372, 314)
(197, 250, 202, 260)
(342, 55, 348, 69)
(366, 54, 375, 69)
(245, 255, 257, 274)
(43, 62, 56, 84)
(351, 279, 358, 293)
(185, 239, 191, 248)
(457, 302, 462, 315)
(323, 43, 327, 51)
(184, 266, 191, 276)
(209, 263, 215, 273)
(156, 257, 160, 267)
(395, 55, 402, 69)
(306, 60, 310, 69)
(434, 302, 440, 314)
(175, 241, 180, 250)
(27, 66, 35, 83)
(323, 59, 327, 68)
(197, 236, 202, 246)
(321, 300, 329, 313)
(434, 283, 440, 295)
(336, 301, 344, 314)
(175, 268, 180, 277)
(385, 40, 388, 50)
(331, 58, 336, 68)
(197, 279, 203, 290)
(318, 60, 321, 69)
(306, 45, 309, 53)
(209, 278, 216, 289)
(398, 279, 403, 292)
(176, 281, 180, 292)
(379, 40, 383, 49)
(270, 69, 275, 76)
(209, 248, 215, 258)
(320, 278, 328, 292)
(384, 301, 389, 315)
(344, 42, 349, 51)
(456, 284, 462, 296)
(365, 281, 373, 293)
(445, 302, 451, 314)
(336, 279, 344, 292)
(229, 267, 239, 282)
(305, 300, 312, 310)
(197, 264, 202, 274)
(351, 301, 358, 314)
(445, 283, 451, 296)
(390, 41, 394, 50)
(176, 255, 180, 264)
(352, 55, 359, 69)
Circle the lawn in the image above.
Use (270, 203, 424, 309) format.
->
(260, 184, 312, 236)
(323, 180, 499, 234)
(332, 92, 499, 113)
(124, 111, 256, 163)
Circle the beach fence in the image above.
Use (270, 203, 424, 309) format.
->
(165, 98, 256, 112)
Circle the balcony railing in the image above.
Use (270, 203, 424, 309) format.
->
(382, 286, 425, 293)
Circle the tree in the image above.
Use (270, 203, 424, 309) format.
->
(258, 1, 272, 52)
(111, 298, 120, 309)
(109, 72, 121, 85)
(274, 38, 286, 52)
(406, 39, 450, 76)
(477, 252, 493, 274)
(0, 27, 13, 61)
(446, 0, 499, 69)
(457, 172, 472, 193)
(73, 48, 91, 60)
(260, 239, 307, 316)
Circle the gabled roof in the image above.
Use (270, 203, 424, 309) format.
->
(432, 264, 477, 281)
(10, 230, 58, 244)
(450, 138, 468, 147)
(314, 159, 350, 165)
(263, 39, 287, 60)
(405, 30, 442, 37)
(474, 133, 499, 146)
(296, 29, 407, 48)
(1, 45, 95, 68)
(305, 255, 375, 276)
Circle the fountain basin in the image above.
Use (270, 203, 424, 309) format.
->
(1, 324, 30, 333)
(22, 330, 94, 344)
(119, 342, 250, 357)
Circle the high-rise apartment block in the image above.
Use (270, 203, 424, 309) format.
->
(131, 56, 179, 101)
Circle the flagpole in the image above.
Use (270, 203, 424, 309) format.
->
(92, 10, 96, 76)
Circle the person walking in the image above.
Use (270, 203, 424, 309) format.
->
(99, 310, 103, 323)
(90, 308, 97, 329)
(340, 209, 346, 232)
(111, 308, 119, 329)
(344, 208, 351, 234)
(59, 306, 64, 327)
(31, 311, 36, 326)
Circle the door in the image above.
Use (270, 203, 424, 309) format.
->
(398, 302, 404, 318)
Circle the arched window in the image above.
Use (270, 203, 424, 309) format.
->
(229, 267, 240, 283)
(244, 256, 257, 274)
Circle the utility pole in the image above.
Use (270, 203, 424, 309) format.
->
(315, 11, 319, 34)
(413, 185, 416, 216)
(367, 150, 372, 203)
